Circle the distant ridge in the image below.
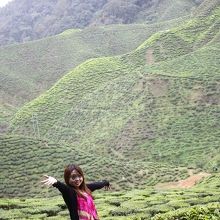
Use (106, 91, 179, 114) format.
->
(194, 0, 220, 16)
(0, 0, 203, 46)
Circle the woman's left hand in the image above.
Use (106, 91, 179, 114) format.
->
(104, 182, 111, 191)
(41, 175, 57, 187)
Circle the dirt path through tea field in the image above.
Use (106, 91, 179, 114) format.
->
(155, 170, 211, 190)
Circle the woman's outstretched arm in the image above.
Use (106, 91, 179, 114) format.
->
(87, 180, 111, 192)
(41, 175, 69, 194)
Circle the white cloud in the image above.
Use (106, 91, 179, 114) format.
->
(0, 0, 13, 8)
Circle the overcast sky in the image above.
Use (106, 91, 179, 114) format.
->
(0, 0, 13, 7)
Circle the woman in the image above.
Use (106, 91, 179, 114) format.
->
(41, 164, 110, 220)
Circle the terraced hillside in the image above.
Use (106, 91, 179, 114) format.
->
(0, 19, 186, 107)
(1, 135, 190, 197)
(0, 104, 16, 134)
(10, 4, 220, 169)
(12, 4, 219, 138)
(0, 174, 219, 219)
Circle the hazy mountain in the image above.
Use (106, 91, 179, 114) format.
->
(0, 0, 204, 46)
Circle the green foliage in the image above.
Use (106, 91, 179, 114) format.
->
(0, 175, 220, 219)
(0, 135, 189, 197)
(152, 203, 220, 220)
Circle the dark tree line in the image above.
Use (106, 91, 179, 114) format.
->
(0, 0, 203, 46)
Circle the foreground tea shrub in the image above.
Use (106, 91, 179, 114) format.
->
(152, 203, 220, 220)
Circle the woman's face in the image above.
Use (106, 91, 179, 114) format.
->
(69, 169, 83, 188)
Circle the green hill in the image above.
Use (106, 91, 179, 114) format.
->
(0, 19, 186, 107)
(10, 4, 220, 170)
(10, 5, 220, 133)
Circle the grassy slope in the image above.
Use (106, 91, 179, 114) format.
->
(10, 7, 220, 133)
(0, 135, 189, 197)
(0, 19, 185, 107)
(2, 4, 218, 199)
(0, 103, 16, 134)
(0, 174, 219, 219)
(10, 5, 220, 169)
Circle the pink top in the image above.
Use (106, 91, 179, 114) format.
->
(77, 193, 99, 220)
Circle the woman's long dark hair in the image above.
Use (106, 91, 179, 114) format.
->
(64, 164, 91, 197)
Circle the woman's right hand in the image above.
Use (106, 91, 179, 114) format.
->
(41, 175, 57, 187)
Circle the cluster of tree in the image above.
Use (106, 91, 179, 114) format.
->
(0, 0, 203, 46)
